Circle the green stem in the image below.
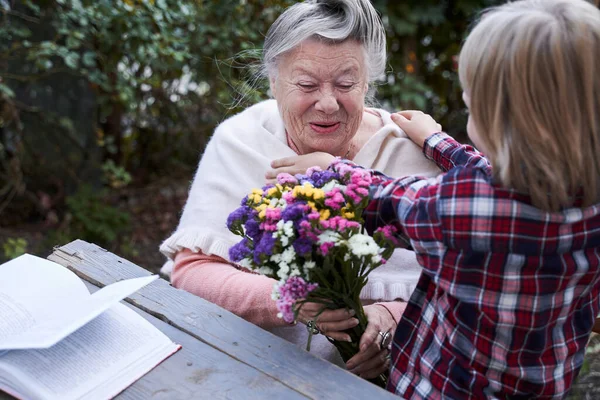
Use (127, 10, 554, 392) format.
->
(327, 295, 388, 389)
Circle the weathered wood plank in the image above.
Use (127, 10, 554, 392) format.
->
(48, 240, 397, 399)
(83, 282, 308, 400)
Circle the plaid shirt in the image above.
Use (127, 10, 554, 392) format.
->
(356, 133, 600, 399)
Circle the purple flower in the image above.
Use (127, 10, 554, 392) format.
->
(254, 233, 276, 263)
(229, 238, 251, 262)
(311, 170, 340, 188)
(244, 216, 261, 241)
(282, 203, 306, 222)
(227, 205, 251, 230)
(293, 236, 313, 256)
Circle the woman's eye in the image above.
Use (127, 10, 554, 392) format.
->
(298, 83, 317, 90)
(337, 83, 355, 90)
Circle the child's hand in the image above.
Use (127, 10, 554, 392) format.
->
(266, 152, 335, 183)
(391, 110, 442, 148)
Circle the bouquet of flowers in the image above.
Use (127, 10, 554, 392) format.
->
(227, 160, 401, 387)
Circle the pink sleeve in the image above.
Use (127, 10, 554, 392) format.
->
(171, 249, 287, 328)
(374, 301, 407, 325)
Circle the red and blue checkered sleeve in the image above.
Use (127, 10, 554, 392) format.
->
(364, 172, 445, 273)
(424, 132, 492, 175)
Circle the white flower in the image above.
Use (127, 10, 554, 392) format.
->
(321, 181, 346, 193)
(304, 261, 316, 270)
(317, 230, 342, 245)
(277, 263, 290, 280)
(283, 220, 294, 237)
(347, 234, 381, 257)
(271, 283, 281, 300)
(269, 197, 287, 209)
(239, 258, 252, 269)
(258, 266, 274, 275)
(290, 263, 301, 277)
(281, 247, 296, 264)
(274, 220, 295, 247)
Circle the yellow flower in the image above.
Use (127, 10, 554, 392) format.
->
(341, 205, 355, 220)
(307, 201, 317, 212)
(250, 188, 263, 204)
(292, 183, 325, 201)
(267, 187, 279, 197)
(320, 209, 331, 220)
(311, 188, 325, 200)
(256, 204, 268, 219)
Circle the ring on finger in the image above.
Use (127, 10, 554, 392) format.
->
(306, 320, 320, 335)
(378, 330, 392, 349)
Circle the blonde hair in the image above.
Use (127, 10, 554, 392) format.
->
(459, 0, 600, 211)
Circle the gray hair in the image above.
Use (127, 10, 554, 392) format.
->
(263, 0, 387, 83)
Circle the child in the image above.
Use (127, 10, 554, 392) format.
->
(339, 0, 600, 398)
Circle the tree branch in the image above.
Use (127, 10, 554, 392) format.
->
(3, 10, 40, 24)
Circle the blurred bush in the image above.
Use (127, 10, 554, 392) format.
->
(0, 0, 507, 250)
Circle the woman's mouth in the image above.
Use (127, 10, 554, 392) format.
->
(309, 122, 340, 134)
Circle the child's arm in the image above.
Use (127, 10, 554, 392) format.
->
(331, 160, 443, 254)
(391, 111, 492, 174)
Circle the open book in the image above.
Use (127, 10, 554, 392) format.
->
(0, 254, 181, 400)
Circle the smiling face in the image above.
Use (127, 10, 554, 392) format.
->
(270, 38, 369, 156)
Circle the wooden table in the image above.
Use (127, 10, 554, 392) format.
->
(2, 239, 397, 399)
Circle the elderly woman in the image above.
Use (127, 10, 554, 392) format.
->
(160, 0, 439, 379)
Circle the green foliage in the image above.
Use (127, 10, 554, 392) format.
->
(2, 237, 28, 260)
(102, 160, 132, 189)
(64, 185, 130, 246)
(374, 0, 504, 139)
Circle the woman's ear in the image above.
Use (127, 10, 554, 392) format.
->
(269, 75, 277, 98)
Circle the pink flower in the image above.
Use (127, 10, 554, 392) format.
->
(375, 225, 398, 238)
(331, 161, 353, 177)
(320, 242, 335, 255)
(320, 216, 360, 231)
(344, 184, 364, 204)
(277, 173, 299, 185)
(324, 189, 345, 210)
(375, 225, 404, 246)
(308, 211, 321, 221)
(282, 192, 295, 203)
(306, 166, 323, 176)
(276, 277, 318, 323)
(260, 222, 278, 231)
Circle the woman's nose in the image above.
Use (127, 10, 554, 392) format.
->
(314, 91, 340, 114)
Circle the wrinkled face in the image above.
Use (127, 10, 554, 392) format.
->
(463, 91, 487, 155)
(270, 38, 368, 156)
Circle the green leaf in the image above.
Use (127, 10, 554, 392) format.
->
(82, 51, 96, 67)
(0, 83, 15, 98)
(64, 52, 80, 69)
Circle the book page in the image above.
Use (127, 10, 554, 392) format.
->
(0, 293, 35, 341)
(0, 304, 178, 400)
(0, 254, 89, 323)
(0, 275, 158, 350)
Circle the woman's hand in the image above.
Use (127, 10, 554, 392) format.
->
(296, 302, 358, 342)
(391, 110, 442, 148)
(345, 304, 397, 379)
(266, 152, 335, 183)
